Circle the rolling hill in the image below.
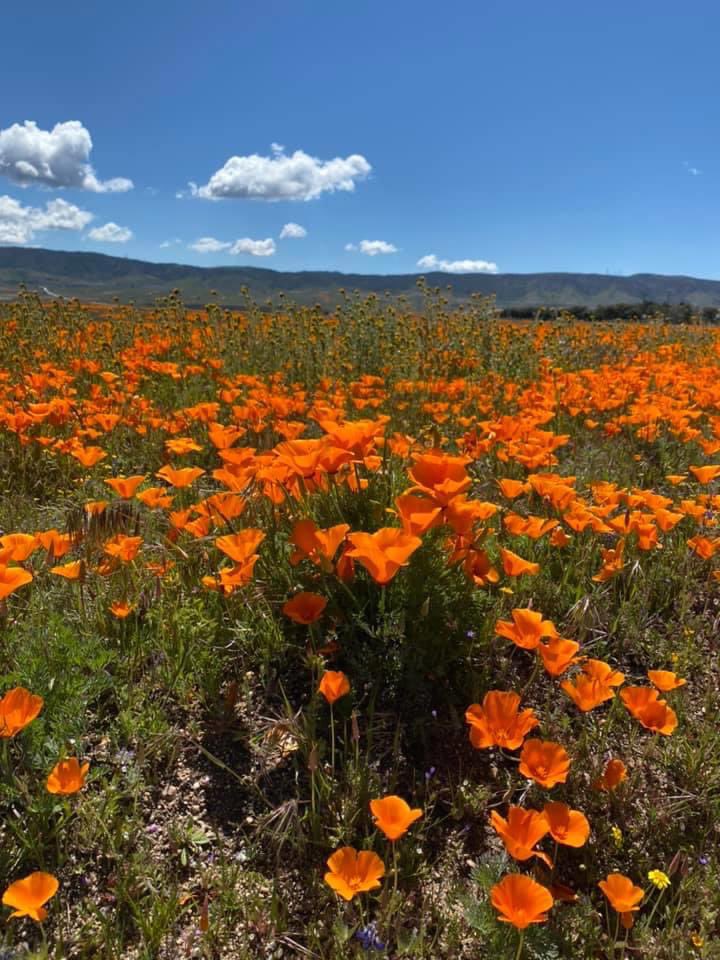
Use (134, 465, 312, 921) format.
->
(2, 246, 720, 309)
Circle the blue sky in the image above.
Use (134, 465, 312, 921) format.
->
(0, 0, 717, 277)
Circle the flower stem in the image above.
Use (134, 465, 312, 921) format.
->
(514, 930, 525, 960)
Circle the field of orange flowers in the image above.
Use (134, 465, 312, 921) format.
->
(0, 289, 719, 959)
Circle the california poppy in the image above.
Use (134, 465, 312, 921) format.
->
(518, 739, 571, 789)
(324, 847, 385, 901)
(593, 758, 627, 792)
(282, 591, 327, 625)
(105, 475, 146, 498)
(215, 529, 265, 563)
(495, 609, 558, 651)
(538, 637, 581, 677)
(499, 548, 540, 577)
(598, 873, 644, 928)
(620, 687, 677, 735)
(47, 758, 90, 795)
(647, 670, 686, 691)
(2, 872, 59, 921)
(0, 533, 39, 562)
(370, 795, 423, 841)
(0, 687, 44, 738)
(465, 691, 539, 750)
(542, 802, 590, 847)
(0, 563, 33, 600)
(490, 874, 554, 929)
(489, 806, 550, 864)
(318, 670, 350, 704)
(346, 528, 422, 585)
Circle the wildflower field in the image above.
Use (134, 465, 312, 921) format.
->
(1, 289, 719, 959)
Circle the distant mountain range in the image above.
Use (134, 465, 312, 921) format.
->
(2, 246, 720, 309)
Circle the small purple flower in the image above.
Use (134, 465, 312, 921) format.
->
(431, 709, 437, 719)
(425, 766, 436, 781)
(355, 922, 385, 951)
(699, 856, 709, 866)
(466, 630, 476, 639)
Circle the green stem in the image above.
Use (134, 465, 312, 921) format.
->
(514, 930, 525, 960)
(330, 703, 336, 776)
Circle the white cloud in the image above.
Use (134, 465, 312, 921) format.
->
(160, 237, 181, 248)
(229, 237, 276, 257)
(279, 221, 307, 239)
(682, 160, 702, 176)
(347, 239, 398, 256)
(0, 121, 133, 193)
(0, 194, 93, 244)
(188, 236, 275, 256)
(195, 145, 371, 201)
(189, 236, 232, 253)
(88, 221, 133, 243)
(416, 253, 498, 274)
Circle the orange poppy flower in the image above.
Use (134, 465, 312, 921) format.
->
(0, 533, 39, 562)
(50, 560, 84, 580)
(46, 758, 90, 795)
(215, 529, 266, 563)
(647, 670, 686, 691)
(394, 493, 443, 536)
(495, 609, 558, 651)
(465, 691, 539, 750)
(561, 674, 615, 712)
(346, 528, 422, 585)
(109, 600, 134, 618)
(542, 802, 590, 847)
(0, 687, 44, 737)
(598, 873, 644, 928)
(497, 478, 531, 500)
(620, 687, 677, 735)
(155, 465, 205, 488)
(593, 758, 627, 791)
(489, 806, 550, 864)
(324, 847, 385, 901)
(462, 548, 500, 587)
(289, 520, 350, 569)
(490, 874, 554, 929)
(282, 591, 327, 625)
(36, 529, 74, 560)
(370, 795, 423, 841)
(0, 563, 33, 600)
(136, 486, 174, 509)
(318, 670, 350, 704)
(549, 527, 571, 548)
(70, 445, 107, 468)
(518, 739, 571, 788)
(407, 451, 472, 506)
(582, 659, 625, 687)
(689, 464, 720, 484)
(592, 539, 626, 581)
(104, 535, 143, 562)
(2, 872, 59, 921)
(499, 548, 539, 577)
(105, 475, 146, 498)
(538, 637, 581, 677)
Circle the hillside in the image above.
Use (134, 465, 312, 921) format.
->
(2, 246, 720, 308)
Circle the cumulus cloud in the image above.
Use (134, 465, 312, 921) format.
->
(189, 236, 276, 256)
(0, 194, 93, 244)
(279, 221, 307, 239)
(229, 237, 276, 256)
(194, 143, 371, 201)
(346, 239, 398, 256)
(0, 121, 133, 193)
(88, 221, 133, 243)
(160, 237, 182, 248)
(189, 237, 232, 253)
(416, 253, 498, 274)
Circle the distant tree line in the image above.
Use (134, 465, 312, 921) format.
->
(502, 301, 720, 324)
